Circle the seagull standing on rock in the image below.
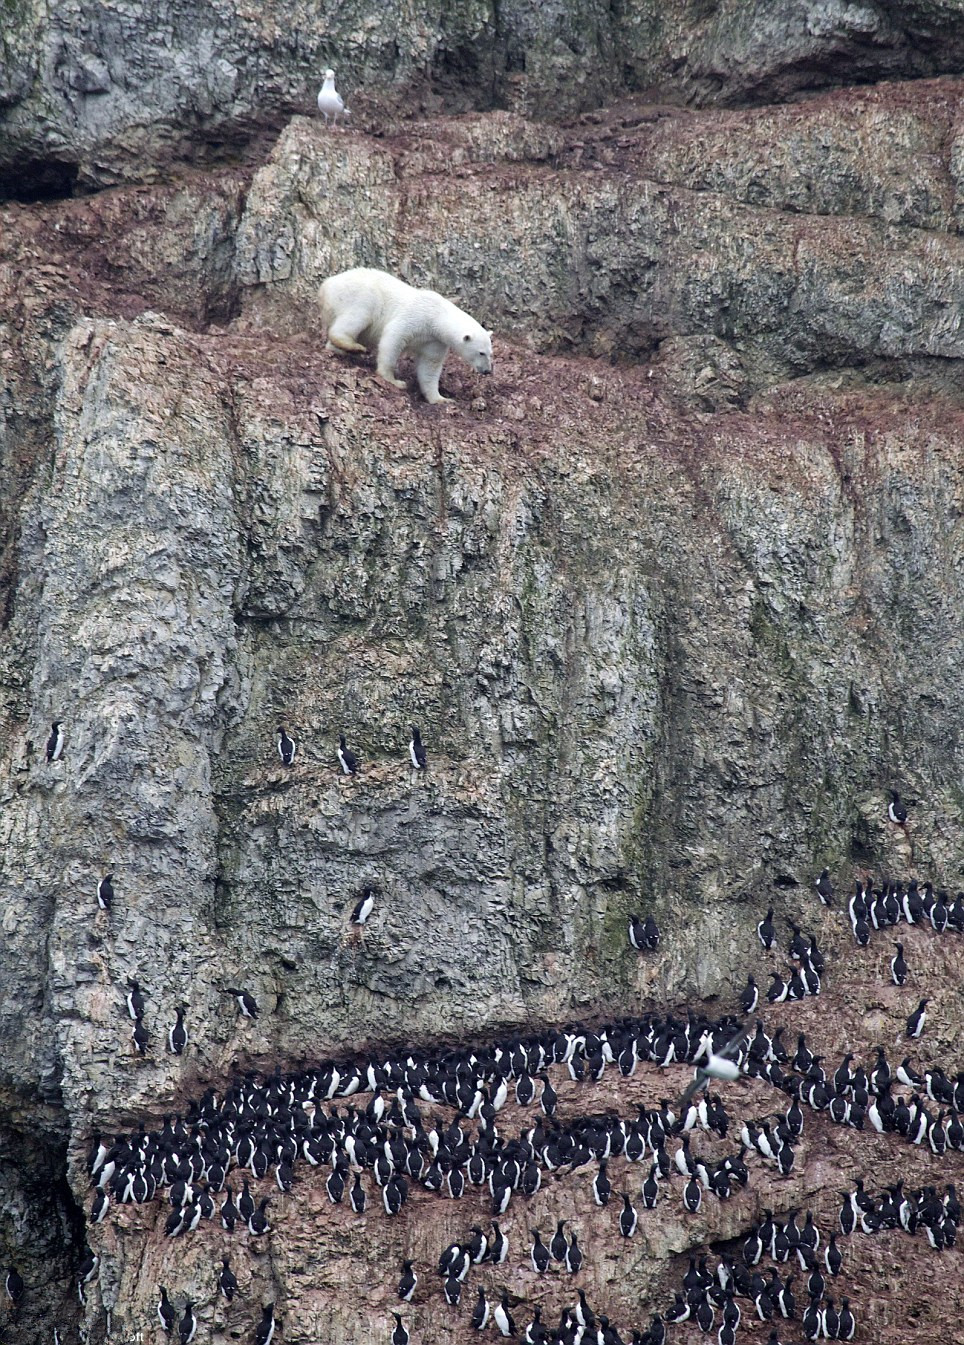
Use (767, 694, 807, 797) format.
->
(317, 69, 349, 126)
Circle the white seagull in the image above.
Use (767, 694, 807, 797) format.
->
(317, 69, 349, 126)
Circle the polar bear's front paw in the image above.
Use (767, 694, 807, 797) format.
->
(377, 372, 408, 390)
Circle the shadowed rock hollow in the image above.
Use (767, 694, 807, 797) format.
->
(1, 2, 964, 1342)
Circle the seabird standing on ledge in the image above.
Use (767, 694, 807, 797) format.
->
(168, 1006, 188, 1054)
(5, 1267, 23, 1306)
(888, 790, 908, 824)
(97, 874, 114, 912)
(397, 1261, 417, 1302)
(157, 1287, 176, 1332)
(46, 720, 65, 762)
(277, 726, 297, 766)
(891, 943, 908, 987)
(337, 734, 358, 775)
(222, 988, 259, 1018)
(177, 1302, 197, 1345)
(254, 1304, 276, 1345)
(317, 69, 349, 126)
(494, 1292, 515, 1338)
(906, 998, 928, 1039)
(126, 978, 145, 1020)
(218, 1256, 238, 1302)
(757, 907, 776, 949)
(409, 725, 427, 770)
(618, 1193, 638, 1237)
(739, 975, 759, 1014)
(470, 1287, 490, 1329)
(529, 1229, 551, 1271)
(351, 888, 376, 925)
(565, 1230, 583, 1274)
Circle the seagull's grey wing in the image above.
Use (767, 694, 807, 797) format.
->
(678, 1069, 710, 1110)
(716, 1025, 749, 1061)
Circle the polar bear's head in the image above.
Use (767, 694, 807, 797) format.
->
(461, 328, 493, 375)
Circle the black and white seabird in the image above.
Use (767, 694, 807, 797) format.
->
(97, 874, 114, 912)
(168, 1006, 188, 1055)
(218, 1256, 238, 1302)
(178, 1302, 197, 1345)
(683, 1175, 702, 1213)
(494, 1292, 515, 1338)
(349, 1173, 366, 1213)
(470, 1288, 490, 1329)
(757, 907, 776, 949)
(815, 868, 834, 905)
(337, 734, 358, 775)
(565, 1230, 583, 1274)
(131, 1019, 149, 1054)
(640, 915, 660, 949)
(739, 975, 759, 1014)
(488, 1222, 508, 1264)
(223, 987, 258, 1018)
(254, 1304, 276, 1345)
(77, 1249, 98, 1303)
(530, 1228, 551, 1271)
(46, 720, 65, 762)
(277, 726, 297, 766)
(397, 1261, 417, 1302)
(326, 1165, 345, 1204)
(906, 998, 928, 1039)
(888, 790, 908, 824)
(126, 978, 145, 1020)
(221, 1186, 240, 1231)
(837, 1297, 856, 1341)
(157, 1286, 176, 1332)
(248, 1197, 271, 1235)
(539, 1073, 557, 1116)
(4, 1267, 23, 1306)
(408, 724, 427, 770)
(351, 888, 376, 925)
(592, 1160, 612, 1206)
(891, 943, 908, 987)
(383, 1173, 407, 1215)
(618, 1193, 638, 1237)
(391, 1312, 410, 1345)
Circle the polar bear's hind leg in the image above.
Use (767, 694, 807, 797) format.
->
(375, 322, 410, 390)
(326, 310, 369, 355)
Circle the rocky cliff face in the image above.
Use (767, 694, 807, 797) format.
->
(1, 2, 964, 1342)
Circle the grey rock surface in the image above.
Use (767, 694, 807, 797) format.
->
(0, 14, 963, 1344)
(234, 86, 964, 392)
(2, 0, 964, 189)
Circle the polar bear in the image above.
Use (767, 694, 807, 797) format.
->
(320, 267, 493, 404)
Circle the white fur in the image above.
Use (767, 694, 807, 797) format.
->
(320, 267, 493, 404)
